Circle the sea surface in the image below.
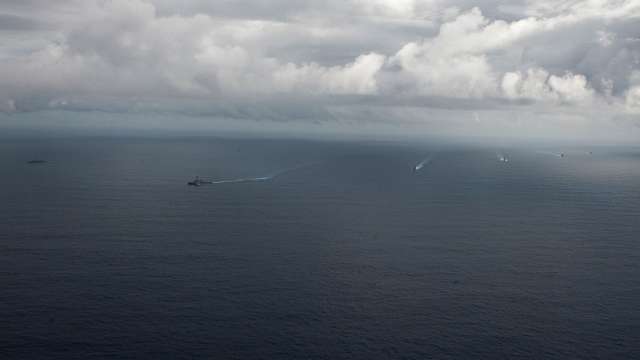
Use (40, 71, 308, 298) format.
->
(1, 137, 640, 359)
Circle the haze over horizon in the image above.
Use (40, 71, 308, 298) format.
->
(2, 0, 640, 141)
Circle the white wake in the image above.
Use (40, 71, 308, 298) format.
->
(203, 162, 318, 185)
(209, 176, 272, 184)
(413, 156, 433, 172)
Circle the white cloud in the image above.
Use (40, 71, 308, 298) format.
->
(626, 86, 640, 112)
(273, 53, 386, 95)
(502, 69, 594, 103)
(523, 0, 640, 18)
(390, 41, 498, 98)
(548, 72, 594, 103)
(502, 69, 553, 100)
(0, 0, 638, 140)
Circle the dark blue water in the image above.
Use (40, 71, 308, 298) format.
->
(2, 137, 640, 359)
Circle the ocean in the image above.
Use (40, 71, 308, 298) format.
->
(1, 137, 639, 359)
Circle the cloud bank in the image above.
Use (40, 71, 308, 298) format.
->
(1, 0, 640, 140)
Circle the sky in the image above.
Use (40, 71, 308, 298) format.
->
(1, 0, 640, 141)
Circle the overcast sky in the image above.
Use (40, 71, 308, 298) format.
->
(1, 0, 640, 140)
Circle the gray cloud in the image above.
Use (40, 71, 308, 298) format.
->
(0, 0, 639, 140)
(0, 14, 47, 31)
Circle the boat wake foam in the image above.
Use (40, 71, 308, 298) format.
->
(414, 156, 433, 172)
(210, 176, 272, 185)
(202, 162, 319, 186)
(536, 151, 563, 158)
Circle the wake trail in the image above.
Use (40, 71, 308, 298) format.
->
(205, 161, 319, 185)
(209, 176, 272, 185)
(413, 155, 434, 172)
(535, 151, 563, 158)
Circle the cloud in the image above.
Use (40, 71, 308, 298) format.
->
(0, 0, 639, 140)
(501, 69, 594, 103)
(273, 53, 387, 95)
(0, 14, 46, 31)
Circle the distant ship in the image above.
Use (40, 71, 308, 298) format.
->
(187, 176, 212, 186)
(27, 160, 47, 164)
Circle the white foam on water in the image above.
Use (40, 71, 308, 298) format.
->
(204, 162, 318, 185)
(210, 176, 272, 185)
(414, 156, 433, 172)
(535, 151, 563, 158)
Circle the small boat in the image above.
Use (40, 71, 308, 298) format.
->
(27, 160, 47, 164)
